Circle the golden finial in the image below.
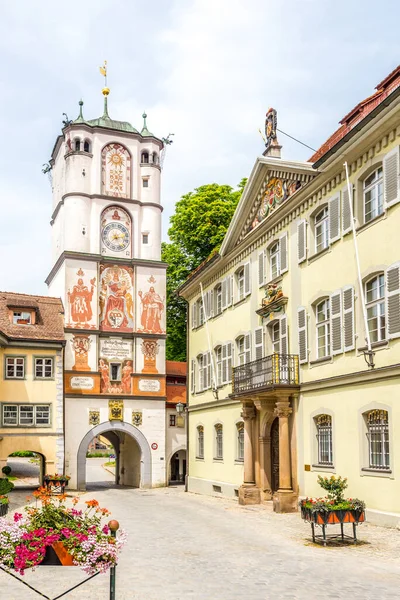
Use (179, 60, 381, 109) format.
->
(99, 60, 109, 96)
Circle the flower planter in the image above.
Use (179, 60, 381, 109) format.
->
(0, 502, 9, 517)
(301, 506, 365, 525)
(43, 476, 69, 494)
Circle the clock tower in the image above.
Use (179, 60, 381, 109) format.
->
(46, 83, 168, 490)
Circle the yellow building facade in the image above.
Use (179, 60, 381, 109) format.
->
(179, 67, 400, 525)
(0, 293, 65, 479)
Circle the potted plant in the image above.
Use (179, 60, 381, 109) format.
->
(300, 475, 366, 526)
(0, 487, 126, 575)
(43, 474, 71, 493)
(0, 477, 14, 517)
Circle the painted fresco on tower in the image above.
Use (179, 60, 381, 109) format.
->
(99, 338, 133, 394)
(66, 267, 97, 329)
(101, 143, 131, 198)
(135, 337, 166, 375)
(65, 333, 97, 371)
(99, 265, 134, 332)
(100, 205, 132, 258)
(136, 270, 166, 334)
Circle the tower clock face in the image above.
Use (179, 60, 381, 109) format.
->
(101, 222, 130, 252)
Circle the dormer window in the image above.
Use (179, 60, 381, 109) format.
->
(141, 152, 149, 164)
(75, 139, 81, 152)
(13, 311, 32, 325)
(84, 140, 90, 153)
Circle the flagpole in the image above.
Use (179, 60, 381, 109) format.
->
(344, 161, 375, 368)
(199, 283, 219, 398)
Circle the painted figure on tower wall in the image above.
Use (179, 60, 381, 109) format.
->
(137, 277, 165, 334)
(67, 269, 96, 329)
(99, 265, 134, 332)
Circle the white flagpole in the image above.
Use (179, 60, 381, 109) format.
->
(344, 162, 374, 366)
(199, 282, 218, 395)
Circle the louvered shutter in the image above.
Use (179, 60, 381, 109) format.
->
(298, 307, 308, 364)
(384, 147, 400, 208)
(343, 286, 355, 351)
(386, 263, 400, 339)
(221, 344, 228, 384)
(258, 251, 266, 287)
(280, 233, 288, 274)
(244, 262, 251, 296)
(192, 302, 197, 329)
(330, 291, 343, 355)
(342, 187, 352, 235)
(254, 327, 264, 360)
(280, 315, 288, 355)
(209, 289, 214, 318)
(329, 195, 341, 243)
(228, 275, 234, 306)
(221, 278, 227, 310)
(244, 332, 251, 363)
(190, 359, 196, 394)
(203, 293, 208, 320)
(297, 220, 307, 263)
(227, 342, 233, 383)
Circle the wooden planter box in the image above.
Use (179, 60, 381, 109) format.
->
(301, 506, 365, 525)
(0, 502, 9, 517)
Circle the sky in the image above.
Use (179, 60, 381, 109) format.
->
(0, 0, 399, 295)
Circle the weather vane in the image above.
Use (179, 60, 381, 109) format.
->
(99, 60, 108, 87)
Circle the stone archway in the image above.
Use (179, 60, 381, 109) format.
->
(77, 421, 152, 491)
(167, 445, 187, 485)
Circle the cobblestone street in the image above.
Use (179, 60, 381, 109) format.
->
(2, 486, 400, 599)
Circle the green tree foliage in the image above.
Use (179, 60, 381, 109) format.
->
(162, 180, 246, 361)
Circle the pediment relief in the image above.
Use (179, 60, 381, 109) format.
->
(236, 168, 314, 246)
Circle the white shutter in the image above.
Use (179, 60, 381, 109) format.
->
(206, 352, 212, 389)
(297, 220, 307, 263)
(227, 342, 233, 383)
(343, 286, 355, 352)
(190, 359, 196, 394)
(258, 251, 266, 287)
(386, 262, 400, 339)
(244, 332, 251, 363)
(244, 262, 251, 296)
(209, 289, 214, 318)
(329, 194, 341, 243)
(198, 357, 203, 392)
(298, 307, 308, 364)
(384, 147, 400, 208)
(330, 291, 343, 355)
(254, 327, 264, 360)
(191, 302, 197, 329)
(203, 293, 208, 320)
(342, 187, 352, 235)
(228, 275, 234, 306)
(221, 344, 228, 384)
(280, 315, 288, 355)
(221, 278, 227, 310)
(279, 233, 288, 274)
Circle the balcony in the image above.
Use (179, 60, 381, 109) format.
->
(232, 354, 300, 396)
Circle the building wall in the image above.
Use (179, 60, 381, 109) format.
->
(0, 346, 64, 475)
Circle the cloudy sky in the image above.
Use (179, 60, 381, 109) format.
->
(0, 0, 398, 295)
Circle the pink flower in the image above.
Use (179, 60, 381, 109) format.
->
(13, 513, 23, 522)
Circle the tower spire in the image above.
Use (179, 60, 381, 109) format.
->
(99, 60, 110, 119)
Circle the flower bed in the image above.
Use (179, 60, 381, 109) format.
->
(0, 487, 126, 575)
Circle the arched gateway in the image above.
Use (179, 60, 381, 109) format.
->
(77, 421, 152, 491)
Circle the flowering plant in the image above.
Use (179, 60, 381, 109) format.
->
(299, 496, 366, 513)
(43, 474, 71, 481)
(0, 487, 126, 575)
(0, 495, 9, 505)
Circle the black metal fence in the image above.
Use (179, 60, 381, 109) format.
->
(232, 354, 299, 394)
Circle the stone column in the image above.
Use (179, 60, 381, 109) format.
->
(238, 404, 261, 505)
(273, 400, 297, 513)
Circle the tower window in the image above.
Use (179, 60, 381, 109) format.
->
(142, 233, 149, 244)
(84, 140, 90, 153)
(152, 152, 158, 165)
(74, 139, 81, 152)
(110, 363, 121, 381)
(143, 178, 149, 188)
(141, 152, 149, 164)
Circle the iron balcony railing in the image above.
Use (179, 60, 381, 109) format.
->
(232, 353, 299, 395)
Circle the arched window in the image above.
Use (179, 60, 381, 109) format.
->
(214, 424, 223, 459)
(269, 242, 280, 280)
(315, 414, 333, 465)
(152, 152, 158, 165)
(141, 152, 149, 164)
(101, 143, 131, 198)
(316, 299, 330, 358)
(365, 409, 390, 469)
(236, 422, 244, 461)
(314, 206, 329, 253)
(364, 166, 383, 223)
(74, 139, 81, 152)
(84, 140, 90, 153)
(197, 426, 204, 459)
(365, 273, 385, 342)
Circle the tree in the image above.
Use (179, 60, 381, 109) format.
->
(162, 180, 246, 361)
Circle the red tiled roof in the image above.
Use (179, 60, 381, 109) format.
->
(310, 65, 400, 164)
(166, 384, 186, 405)
(166, 360, 187, 377)
(0, 292, 65, 342)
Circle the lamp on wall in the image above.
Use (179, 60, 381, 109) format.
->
(175, 402, 184, 415)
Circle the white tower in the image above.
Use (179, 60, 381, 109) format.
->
(46, 81, 167, 490)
